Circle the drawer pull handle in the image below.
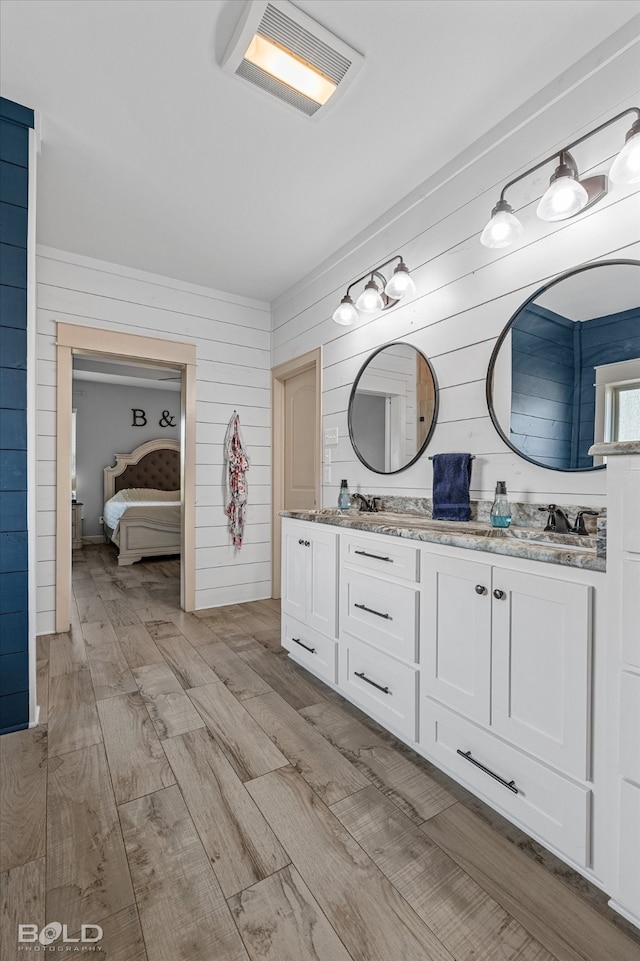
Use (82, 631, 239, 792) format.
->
(354, 602, 391, 620)
(291, 637, 315, 654)
(456, 749, 518, 795)
(475, 584, 487, 595)
(493, 589, 505, 600)
(354, 671, 390, 694)
(354, 549, 393, 562)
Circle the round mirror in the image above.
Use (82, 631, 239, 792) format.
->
(348, 342, 438, 474)
(486, 259, 640, 472)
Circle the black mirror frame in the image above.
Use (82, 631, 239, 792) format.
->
(485, 258, 640, 473)
(348, 341, 439, 475)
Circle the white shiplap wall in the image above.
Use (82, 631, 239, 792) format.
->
(35, 248, 271, 634)
(272, 40, 640, 511)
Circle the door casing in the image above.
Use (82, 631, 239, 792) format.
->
(55, 322, 197, 632)
(271, 347, 322, 598)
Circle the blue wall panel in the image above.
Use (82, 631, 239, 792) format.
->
(0, 285, 27, 328)
(0, 408, 27, 449)
(0, 493, 27, 530)
(0, 242, 27, 288)
(0, 611, 28, 655)
(0, 651, 28, 696)
(0, 120, 28, 167)
(0, 161, 28, 207)
(0, 450, 27, 490)
(0, 327, 27, 368)
(0, 571, 28, 613)
(0, 530, 28, 572)
(0, 97, 32, 735)
(0, 367, 27, 408)
(0, 692, 29, 734)
(0, 202, 29, 247)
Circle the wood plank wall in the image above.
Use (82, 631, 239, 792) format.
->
(34, 249, 272, 634)
(271, 43, 640, 511)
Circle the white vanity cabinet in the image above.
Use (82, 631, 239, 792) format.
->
(280, 519, 338, 683)
(420, 548, 593, 865)
(280, 516, 601, 881)
(421, 552, 592, 779)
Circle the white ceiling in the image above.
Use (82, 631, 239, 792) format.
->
(1, 0, 638, 302)
(73, 356, 181, 390)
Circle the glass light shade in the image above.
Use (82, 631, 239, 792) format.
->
(356, 280, 384, 313)
(537, 175, 588, 221)
(332, 296, 358, 326)
(480, 206, 524, 249)
(384, 264, 416, 300)
(610, 130, 640, 185)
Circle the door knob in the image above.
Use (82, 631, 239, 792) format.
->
(493, 589, 505, 600)
(475, 585, 487, 595)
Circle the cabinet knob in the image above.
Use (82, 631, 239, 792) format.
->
(298, 538, 304, 545)
(493, 589, 505, 600)
(475, 584, 487, 595)
(304, 540, 310, 547)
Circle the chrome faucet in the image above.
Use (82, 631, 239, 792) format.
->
(352, 493, 381, 513)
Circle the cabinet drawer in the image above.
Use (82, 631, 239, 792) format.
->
(341, 569, 418, 663)
(420, 700, 590, 867)
(340, 635, 417, 741)
(342, 532, 419, 582)
(282, 614, 337, 685)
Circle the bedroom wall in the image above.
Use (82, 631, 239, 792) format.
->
(36, 248, 271, 634)
(72, 379, 180, 536)
(272, 35, 640, 511)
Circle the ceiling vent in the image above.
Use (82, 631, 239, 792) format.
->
(221, 0, 364, 119)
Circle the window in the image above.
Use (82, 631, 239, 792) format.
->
(612, 383, 640, 441)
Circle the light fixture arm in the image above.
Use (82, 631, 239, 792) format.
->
(498, 106, 640, 204)
(344, 256, 402, 301)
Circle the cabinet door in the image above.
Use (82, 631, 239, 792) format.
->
(491, 567, 591, 779)
(306, 525, 337, 637)
(281, 523, 308, 622)
(421, 552, 492, 724)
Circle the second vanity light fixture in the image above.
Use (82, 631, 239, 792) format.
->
(332, 256, 416, 325)
(481, 106, 640, 249)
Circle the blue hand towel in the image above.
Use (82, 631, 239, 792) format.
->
(432, 453, 473, 521)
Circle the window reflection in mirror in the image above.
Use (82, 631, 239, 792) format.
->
(487, 260, 640, 472)
(348, 343, 438, 474)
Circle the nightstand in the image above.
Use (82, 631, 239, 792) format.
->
(72, 502, 83, 550)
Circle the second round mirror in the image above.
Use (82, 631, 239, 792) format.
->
(348, 342, 438, 474)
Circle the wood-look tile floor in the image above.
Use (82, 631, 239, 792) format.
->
(2, 544, 640, 961)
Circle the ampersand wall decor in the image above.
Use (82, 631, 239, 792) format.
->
(159, 410, 176, 428)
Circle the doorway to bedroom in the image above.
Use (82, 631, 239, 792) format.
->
(55, 322, 197, 633)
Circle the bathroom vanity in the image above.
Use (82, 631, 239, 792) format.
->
(280, 509, 607, 891)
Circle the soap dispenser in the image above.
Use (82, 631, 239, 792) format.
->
(490, 481, 512, 529)
(338, 479, 351, 510)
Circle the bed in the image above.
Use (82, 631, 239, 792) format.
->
(103, 438, 181, 566)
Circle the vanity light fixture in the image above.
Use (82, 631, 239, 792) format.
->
(332, 256, 416, 326)
(481, 106, 640, 249)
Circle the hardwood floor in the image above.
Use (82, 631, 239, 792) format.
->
(1, 543, 639, 960)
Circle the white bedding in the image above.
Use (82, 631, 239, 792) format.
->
(103, 488, 180, 533)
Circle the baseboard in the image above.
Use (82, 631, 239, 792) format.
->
(82, 535, 104, 544)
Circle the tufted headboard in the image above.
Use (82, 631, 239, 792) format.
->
(104, 439, 180, 503)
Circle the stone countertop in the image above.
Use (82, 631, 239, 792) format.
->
(588, 440, 640, 456)
(280, 510, 605, 573)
